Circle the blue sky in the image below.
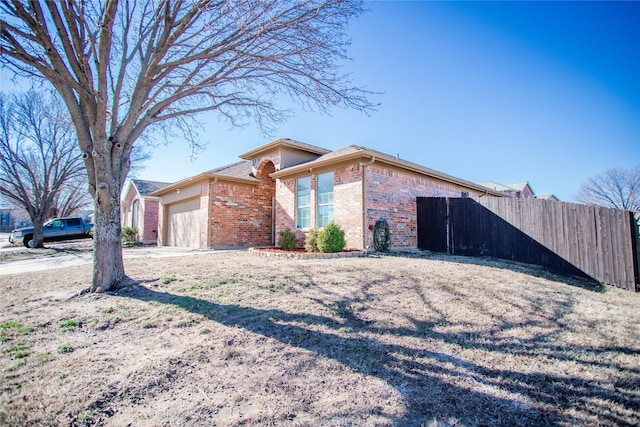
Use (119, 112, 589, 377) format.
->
(146, 0, 639, 202)
(2, 1, 637, 202)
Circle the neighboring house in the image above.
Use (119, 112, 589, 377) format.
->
(538, 194, 560, 201)
(122, 179, 171, 244)
(477, 181, 536, 199)
(0, 209, 31, 233)
(152, 138, 507, 250)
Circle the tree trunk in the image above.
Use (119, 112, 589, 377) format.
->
(31, 218, 45, 248)
(90, 199, 130, 292)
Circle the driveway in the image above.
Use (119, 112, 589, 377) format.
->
(0, 245, 221, 276)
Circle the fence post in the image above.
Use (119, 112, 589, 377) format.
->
(630, 211, 640, 291)
(446, 197, 452, 254)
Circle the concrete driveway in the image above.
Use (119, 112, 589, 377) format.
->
(0, 246, 220, 276)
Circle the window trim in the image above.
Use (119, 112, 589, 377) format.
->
(315, 171, 334, 228)
(295, 176, 312, 229)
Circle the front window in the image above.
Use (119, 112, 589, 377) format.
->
(296, 177, 311, 229)
(316, 172, 334, 228)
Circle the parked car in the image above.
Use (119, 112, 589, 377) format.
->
(10, 217, 94, 248)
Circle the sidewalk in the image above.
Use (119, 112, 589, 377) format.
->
(0, 246, 220, 276)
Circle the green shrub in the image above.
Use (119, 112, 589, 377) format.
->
(317, 222, 346, 253)
(122, 226, 140, 244)
(305, 228, 320, 252)
(58, 343, 74, 354)
(59, 318, 81, 331)
(161, 275, 178, 284)
(277, 228, 298, 250)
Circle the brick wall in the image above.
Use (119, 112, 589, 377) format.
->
(364, 164, 486, 248)
(520, 185, 535, 199)
(274, 177, 300, 244)
(251, 148, 283, 176)
(208, 173, 274, 247)
(333, 164, 364, 249)
(141, 199, 159, 244)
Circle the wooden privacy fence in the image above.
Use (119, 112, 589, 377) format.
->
(416, 197, 640, 291)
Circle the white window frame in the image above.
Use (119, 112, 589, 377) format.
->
(316, 171, 334, 228)
(296, 176, 311, 229)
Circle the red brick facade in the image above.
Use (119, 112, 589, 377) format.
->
(208, 163, 275, 247)
(363, 164, 484, 248)
(141, 199, 160, 243)
(121, 184, 162, 244)
(332, 164, 364, 249)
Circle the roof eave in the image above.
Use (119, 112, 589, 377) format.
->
(270, 150, 367, 178)
(150, 173, 212, 196)
(150, 173, 258, 196)
(371, 153, 508, 197)
(272, 148, 507, 197)
(239, 138, 330, 160)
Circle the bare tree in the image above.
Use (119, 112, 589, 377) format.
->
(575, 166, 640, 211)
(0, 0, 375, 292)
(47, 178, 92, 218)
(0, 90, 87, 247)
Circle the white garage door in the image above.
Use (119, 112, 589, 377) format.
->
(166, 198, 202, 248)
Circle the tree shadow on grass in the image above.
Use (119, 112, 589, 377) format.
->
(121, 282, 639, 427)
(387, 250, 606, 293)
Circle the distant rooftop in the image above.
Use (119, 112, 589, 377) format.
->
(132, 179, 171, 196)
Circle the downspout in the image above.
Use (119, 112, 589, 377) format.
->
(360, 156, 376, 249)
(207, 177, 218, 248)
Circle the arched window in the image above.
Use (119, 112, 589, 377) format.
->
(132, 200, 140, 228)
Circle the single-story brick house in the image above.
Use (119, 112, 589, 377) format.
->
(122, 179, 171, 244)
(150, 138, 507, 249)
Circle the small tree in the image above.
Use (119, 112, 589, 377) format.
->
(317, 222, 346, 253)
(0, 91, 86, 248)
(575, 166, 640, 211)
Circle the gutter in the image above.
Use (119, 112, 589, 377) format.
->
(360, 156, 376, 249)
(151, 173, 258, 196)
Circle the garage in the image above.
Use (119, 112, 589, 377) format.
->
(166, 198, 203, 248)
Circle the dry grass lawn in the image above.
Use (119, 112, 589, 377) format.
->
(0, 249, 639, 426)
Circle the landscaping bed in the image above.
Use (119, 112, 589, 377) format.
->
(249, 247, 368, 259)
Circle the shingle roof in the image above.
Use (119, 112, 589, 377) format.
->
(306, 145, 363, 162)
(132, 179, 171, 196)
(239, 138, 330, 160)
(206, 161, 257, 181)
